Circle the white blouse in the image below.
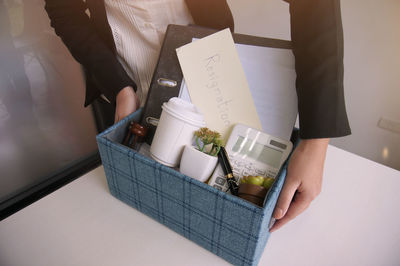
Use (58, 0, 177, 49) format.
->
(104, 0, 194, 105)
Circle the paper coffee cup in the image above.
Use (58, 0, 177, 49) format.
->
(150, 97, 205, 167)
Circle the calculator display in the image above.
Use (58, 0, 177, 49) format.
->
(231, 136, 283, 168)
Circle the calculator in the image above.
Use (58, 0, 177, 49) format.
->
(208, 124, 293, 192)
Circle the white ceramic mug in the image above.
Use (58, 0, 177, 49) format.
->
(150, 97, 205, 167)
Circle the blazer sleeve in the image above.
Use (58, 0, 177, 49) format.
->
(44, 0, 137, 105)
(289, 0, 351, 138)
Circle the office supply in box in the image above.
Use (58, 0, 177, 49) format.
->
(209, 124, 293, 193)
(150, 97, 205, 167)
(96, 109, 299, 266)
(122, 122, 148, 150)
(141, 24, 297, 144)
(180, 39, 298, 141)
(217, 146, 239, 196)
(176, 28, 262, 142)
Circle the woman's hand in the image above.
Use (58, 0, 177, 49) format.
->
(114, 86, 140, 123)
(270, 138, 329, 232)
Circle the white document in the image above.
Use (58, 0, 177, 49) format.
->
(176, 29, 262, 143)
(179, 37, 298, 141)
(237, 43, 298, 141)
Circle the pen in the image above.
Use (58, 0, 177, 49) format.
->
(218, 146, 239, 196)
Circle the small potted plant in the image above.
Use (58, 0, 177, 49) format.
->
(180, 127, 222, 182)
(238, 176, 275, 207)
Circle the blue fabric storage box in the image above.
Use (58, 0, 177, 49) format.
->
(96, 109, 298, 266)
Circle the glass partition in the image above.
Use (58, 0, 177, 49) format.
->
(0, 0, 100, 218)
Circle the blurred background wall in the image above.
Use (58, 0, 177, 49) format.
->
(228, 0, 400, 170)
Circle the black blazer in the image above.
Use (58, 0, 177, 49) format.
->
(44, 0, 351, 139)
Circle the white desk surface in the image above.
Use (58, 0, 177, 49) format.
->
(1, 145, 400, 266)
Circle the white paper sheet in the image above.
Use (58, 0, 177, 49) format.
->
(179, 39, 297, 141)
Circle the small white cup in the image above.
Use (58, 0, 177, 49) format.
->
(150, 97, 205, 167)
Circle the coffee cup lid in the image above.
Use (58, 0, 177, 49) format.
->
(162, 97, 205, 126)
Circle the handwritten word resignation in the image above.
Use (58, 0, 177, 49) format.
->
(204, 54, 232, 127)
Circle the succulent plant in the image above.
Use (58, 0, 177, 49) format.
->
(194, 127, 222, 156)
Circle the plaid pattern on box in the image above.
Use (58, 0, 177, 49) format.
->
(96, 109, 297, 266)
